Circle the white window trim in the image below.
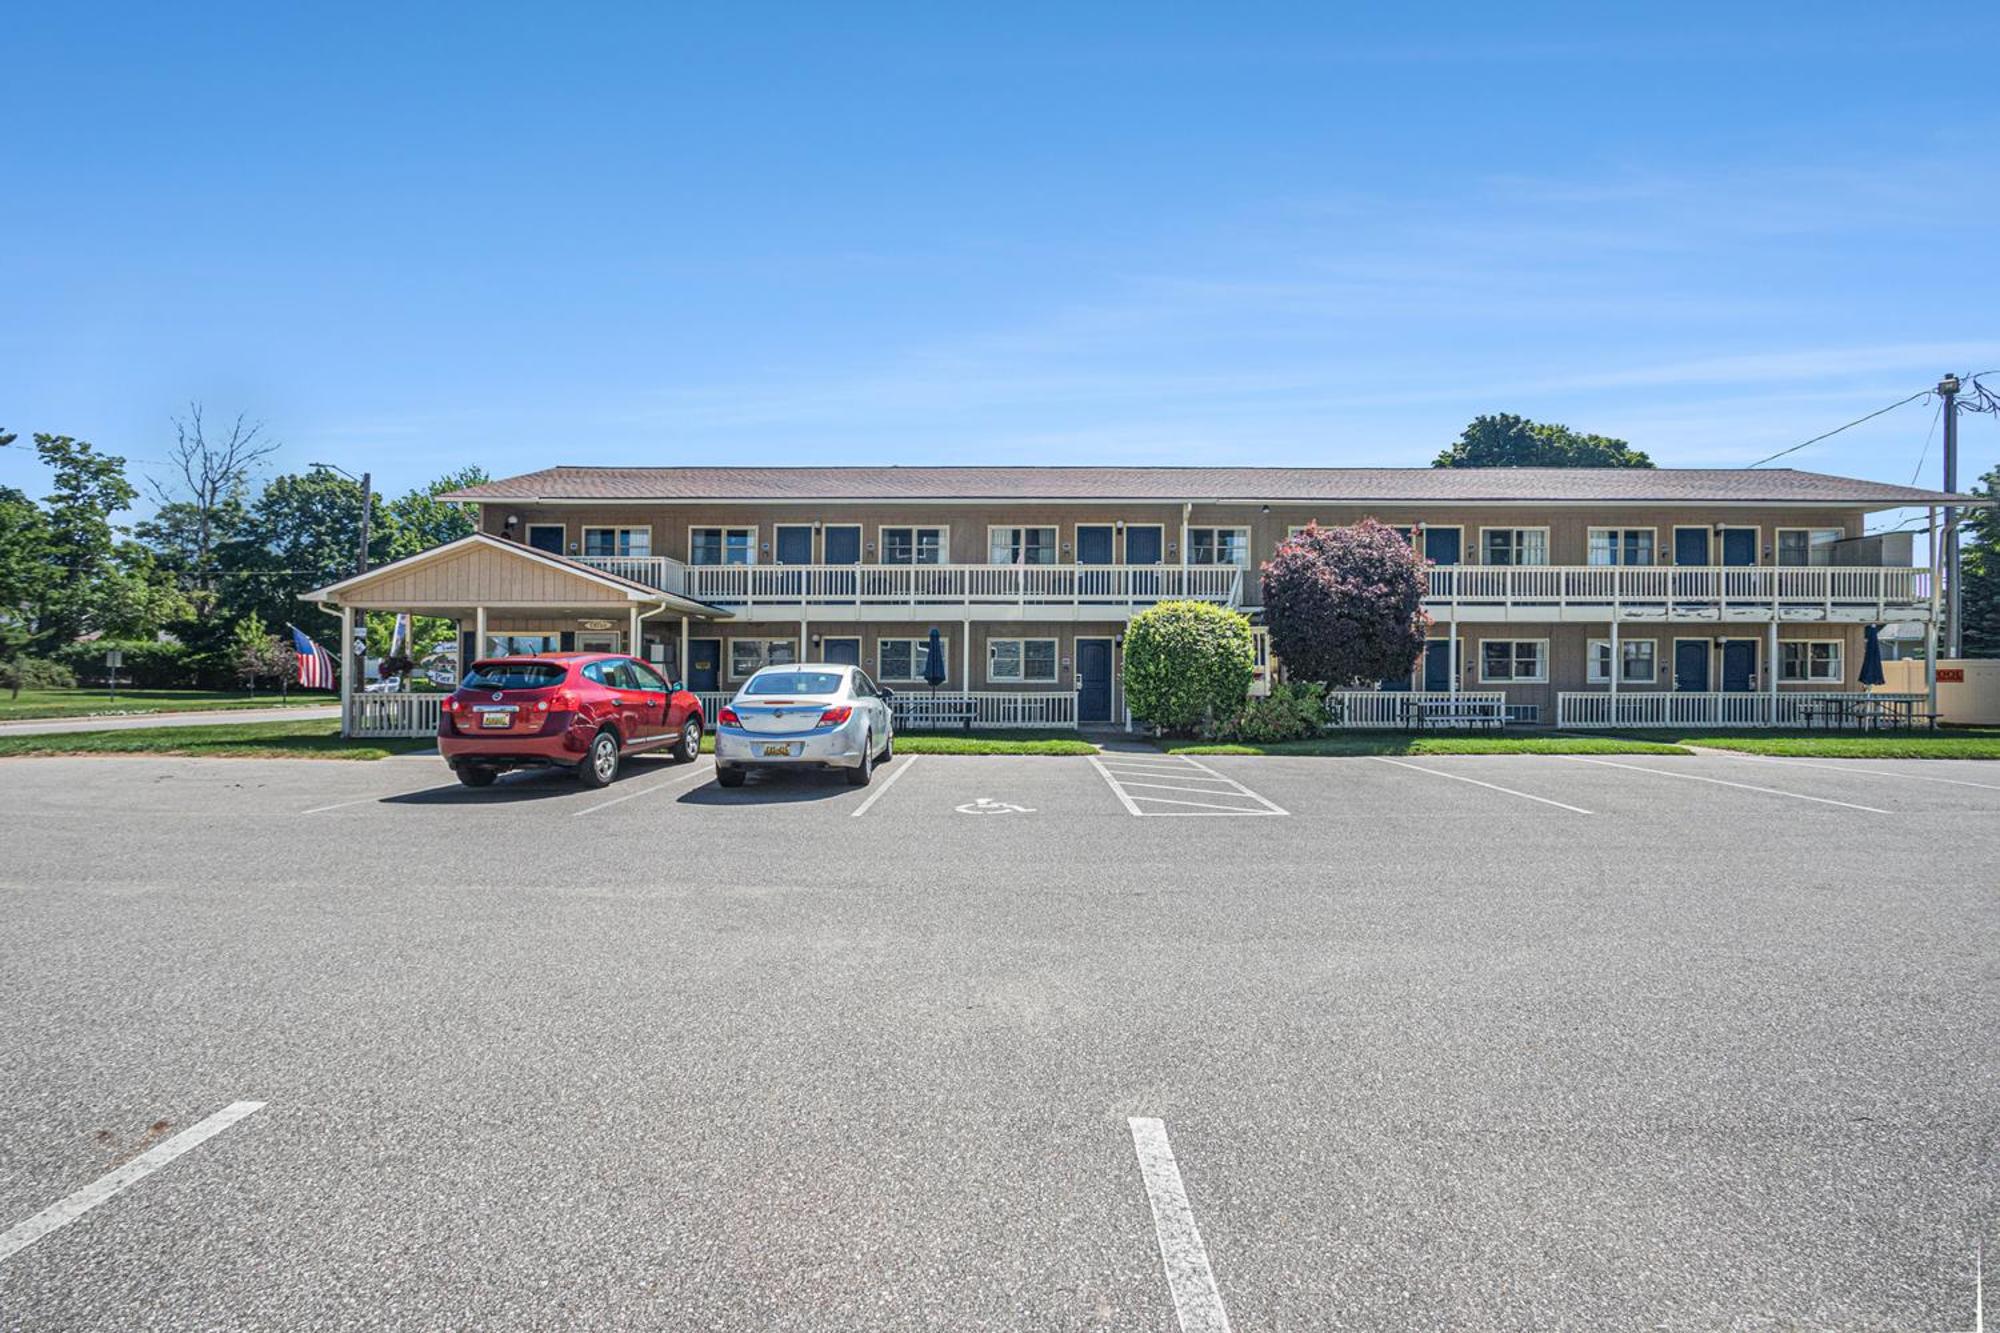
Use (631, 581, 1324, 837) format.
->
(1477, 526, 1551, 567)
(524, 522, 566, 553)
(726, 637, 799, 680)
(580, 524, 653, 559)
(771, 523, 815, 564)
(1779, 639, 1844, 683)
(1586, 526, 1660, 567)
(876, 524, 951, 565)
(875, 636, 949, 683)
(987, 636, 1060, 684)
(688, 525, 758, 566)
(1476, 637, 1550, 684)
(1187, 525, 1253, 568)
(1587, 636, 1659, 685)
(1122, 523, 1166, 565)
(1773, 526, 1847, 567)
(985, 524, 1061, 566)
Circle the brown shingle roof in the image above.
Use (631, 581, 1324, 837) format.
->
(442, 465, 1969, 507)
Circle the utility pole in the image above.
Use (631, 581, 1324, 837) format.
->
(357, 471, 373, 577)
(1939, 373, 1960, 660)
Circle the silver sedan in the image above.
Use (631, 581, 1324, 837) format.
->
(713, 664, 896, 788)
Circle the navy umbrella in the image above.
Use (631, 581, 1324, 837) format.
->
(922, 626, 948, 689)
(1859, 624, 1886, 687)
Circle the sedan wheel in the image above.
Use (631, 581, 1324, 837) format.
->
(578, 731, 621, 788)
(846, 733, 874, 787)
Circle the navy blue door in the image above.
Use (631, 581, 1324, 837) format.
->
(1675, 528, 1710, 565)
(1423, 639, 1454, 691)
(688, 638, 722, 693)
(1077, 640, 1113, 723)
(1721, 528, 1756, 566)
(1674, 641, 1709, 691)
(822, 637, 860, 667)
(1721, 640, 1755, 691)
(1076, 526, 1114, 564)
(1125, 526, 1163, 564)
(823, 526, 861, 564)
(1424, 528, 1461, 565)
(776, 526, 813, 564)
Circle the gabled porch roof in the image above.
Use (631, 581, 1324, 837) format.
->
(300, 532, 732, 620)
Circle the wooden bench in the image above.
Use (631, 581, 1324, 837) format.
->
(1401, 697, 1506, 732)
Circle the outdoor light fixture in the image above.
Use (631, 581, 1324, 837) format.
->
(1261, 505, 1270, 514)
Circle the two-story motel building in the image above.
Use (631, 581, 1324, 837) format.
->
(304, 464, 1971, 736)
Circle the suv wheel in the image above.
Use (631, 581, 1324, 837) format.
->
(671, 716, 703, 763)
(578, 730, 621, 788)
(455, 765, 497, 788)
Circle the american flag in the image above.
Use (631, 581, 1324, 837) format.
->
(290, 625, 335, 690)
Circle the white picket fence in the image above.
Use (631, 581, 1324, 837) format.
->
(350, 692, 444, 737)
(1324, 690, 1508, 729)
(1555, 691, 1929, 729)
(699, 690, 1077, 730)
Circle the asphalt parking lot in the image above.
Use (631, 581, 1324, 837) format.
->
(1, 749, 1995, 1330)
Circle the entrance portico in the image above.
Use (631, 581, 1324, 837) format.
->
(303, 533, 731, 737)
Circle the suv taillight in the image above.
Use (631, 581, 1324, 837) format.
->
(817, 706, 852, 726)
(718, 706, 741, 727)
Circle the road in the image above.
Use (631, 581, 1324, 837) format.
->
(0, 750, 1993, 1330)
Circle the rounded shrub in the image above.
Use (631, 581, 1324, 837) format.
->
(1122, 599, 1254, 734)
(1220, 680, 1326, 743)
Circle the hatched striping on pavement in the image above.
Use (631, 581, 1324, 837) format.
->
(1089, 753, 1287, 817)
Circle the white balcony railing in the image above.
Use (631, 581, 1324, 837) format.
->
(1426, 565, 1929, 619)
(1555, 691, 1929, 729)
(582, 559, 1241, 610)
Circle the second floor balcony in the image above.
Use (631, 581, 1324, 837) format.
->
(579, 554, 1933, 624)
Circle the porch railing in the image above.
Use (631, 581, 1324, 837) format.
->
(579, 558, 1241, 610)
(697, 690, 1078, 729)
(350, 691, 443, 738)
(1555, 691, 1930, 728)
(1427, 565, 1929, 619)
(1324, 690, 1508, 729)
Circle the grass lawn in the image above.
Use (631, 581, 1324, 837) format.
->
(1162, 730, 1689, 756)
(0, 688, 326, 723)
(0, 719, 425, 760)
(1600, 727, 2000, 759)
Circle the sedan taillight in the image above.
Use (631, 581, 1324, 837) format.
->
(718, 706, 741, 727)
(818, 706, 853, 726)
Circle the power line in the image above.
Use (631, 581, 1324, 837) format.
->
(1748, 388, 1933, 467)
(1909, 399, 1944, 485)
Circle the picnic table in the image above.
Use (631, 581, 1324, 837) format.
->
(1400, 696, 1506, 731)
(893, 695, 977, 731)
(1796, 698, 1937, 731)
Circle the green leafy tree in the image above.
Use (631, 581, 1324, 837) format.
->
(31, 434, 141, 650)
(230, 612, 295, 696)
(1434, 414, 1654, 468)
(1122, 600, 1255, 734)
(1962, 464, 1999, 659)
(218, 470, 387, 642)
(384, 465, 488, 559)
(1262, 519, 1431, 687)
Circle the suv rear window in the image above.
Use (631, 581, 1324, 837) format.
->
(463, 662, 568, 690)
(742, 670, 845, 696)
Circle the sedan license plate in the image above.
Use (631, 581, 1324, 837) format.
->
(480, 711, 513, 729)
(761, 743, 794, 757)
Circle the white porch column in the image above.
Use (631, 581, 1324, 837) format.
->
(1447, 608, 1458, 701)
(679, 615, 690, 686)
(474, 605, 487, 662)
(628, 604, 641, 656)
(338, 605, 355, 738)
(800, 615, 809, 662)
(961, 618, 971, 693)
(1767, 618, 1778, 726)
(1609, 619, 1620, 719)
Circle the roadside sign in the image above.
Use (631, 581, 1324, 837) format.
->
(104, 649, 122, 667)
(1938, 667, 1965, 683)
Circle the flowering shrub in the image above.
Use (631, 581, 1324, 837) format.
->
(1123, 599, 1254, 734)
(1261, 519, 1430, 687)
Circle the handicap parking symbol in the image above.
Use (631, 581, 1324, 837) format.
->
(955, 797, 1035, 815)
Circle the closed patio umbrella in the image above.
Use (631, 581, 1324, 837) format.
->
(922, 627, 948, 690)
(1859, 624, 1886, 687)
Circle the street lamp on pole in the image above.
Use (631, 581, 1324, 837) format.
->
(310, 462, 373, 578)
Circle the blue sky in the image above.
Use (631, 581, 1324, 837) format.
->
(3, 2, 1996, 513)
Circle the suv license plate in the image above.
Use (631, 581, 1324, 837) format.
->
(481, 712, 512, 729)
(761, 743, 793, 757)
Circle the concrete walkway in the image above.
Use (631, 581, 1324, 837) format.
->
(0, 705, 339, 737)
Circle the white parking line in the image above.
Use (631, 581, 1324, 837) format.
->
(1698, 749, 2000, 792)
(300, 791, 411, 816)
(1373, 757, 1593, 815)
(1128, 1117, 1232, 1333)
(850, 754, 918, 817)
(0, 1100, 265, 1263)
(1089, 754, 1286, 817)
(1563, 756, 1890, 813)
(570, 763, 714, 817)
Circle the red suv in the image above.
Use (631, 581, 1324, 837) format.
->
(439, 653, 705, 788)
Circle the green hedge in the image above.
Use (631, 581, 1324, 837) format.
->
(54, 638, 198, 688)
(1122, 600, 1254, 734)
